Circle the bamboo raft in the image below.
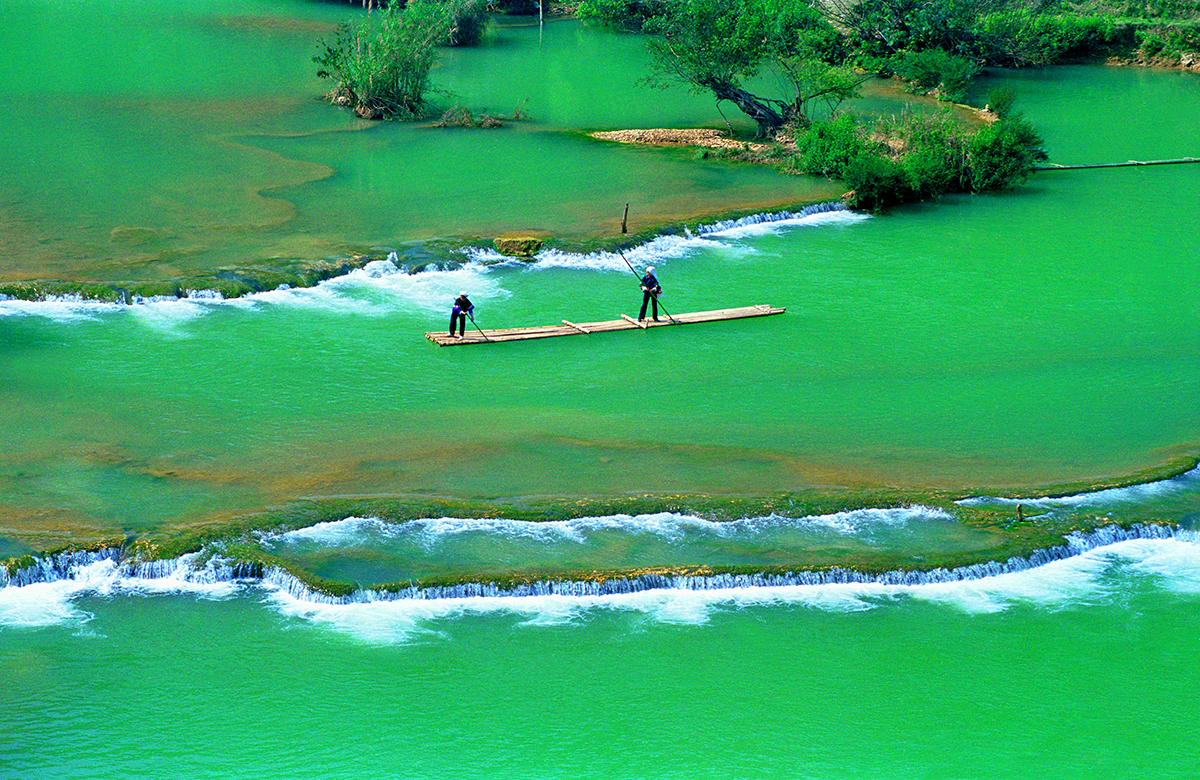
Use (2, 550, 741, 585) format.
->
(425, 304, 785, 345)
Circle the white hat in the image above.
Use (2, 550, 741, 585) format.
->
(460, 291, 468, 296)
(646, 266, 656, 274)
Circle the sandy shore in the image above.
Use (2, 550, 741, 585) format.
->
(591, 128, 772, 152)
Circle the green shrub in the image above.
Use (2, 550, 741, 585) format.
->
(444, 0, 489, 45)
(793, 113, 864, 178)
(897, 48, 980, 101)
(314, 0, 488, 120)
(843, 154, 911, 212)
(986, 87, 1016, 118)
(878, 110, 967, 198)
(968, 117, 1047, 191)
(576, 0, 669, 30)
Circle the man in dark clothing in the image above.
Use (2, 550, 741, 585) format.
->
(639, 266, 661, 322)
(449, 291, 474, 338)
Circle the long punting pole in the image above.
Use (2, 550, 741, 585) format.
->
(616, 249, 677, 324)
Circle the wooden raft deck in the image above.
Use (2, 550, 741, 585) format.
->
(425, 304, 786, 345)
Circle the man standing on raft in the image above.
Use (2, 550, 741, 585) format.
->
(639, 266, 662, 322)
(449, 291, 474, 338)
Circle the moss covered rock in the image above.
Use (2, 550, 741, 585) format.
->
(493, 236, 544, 257)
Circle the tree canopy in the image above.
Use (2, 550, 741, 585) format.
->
(639, 0, 864, 137)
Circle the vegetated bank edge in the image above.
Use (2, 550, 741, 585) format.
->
(4, 453, 1196, 598)
(0, 200, 846, 304)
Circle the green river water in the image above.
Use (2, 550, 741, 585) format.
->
(2, 0, 1200, 776)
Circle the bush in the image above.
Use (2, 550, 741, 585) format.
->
(793, 113, 864, 178)
(877, 110, 968, 198)
(986, 87, 1016, 118)
(843, 154, 911, 212)
(968, 116, 1047, 191)
(315, 0, 489, 120)
(897, 48, 980, 101)
(576, 0, 670, 30)
(444, 0, 490, 46)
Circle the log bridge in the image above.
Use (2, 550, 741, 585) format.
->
(425, 304, 785, 346)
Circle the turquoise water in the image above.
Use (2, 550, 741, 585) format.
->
(3, 0, 1200, 775)
(5, 522, 1200, 777)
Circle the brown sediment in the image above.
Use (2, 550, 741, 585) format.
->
(1107, 52, 1200, 74)
(592, 128, 774, 152)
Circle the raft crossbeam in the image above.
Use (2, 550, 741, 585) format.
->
(425, 304, 785, 345)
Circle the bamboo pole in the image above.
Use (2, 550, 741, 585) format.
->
(1034, 156, 1200, 170)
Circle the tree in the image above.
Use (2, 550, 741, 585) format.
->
(641, 0, 864, 137)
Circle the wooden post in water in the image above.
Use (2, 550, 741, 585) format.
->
(621, 203, 629, 234)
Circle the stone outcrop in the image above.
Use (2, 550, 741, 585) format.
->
(493, 236, 543, 257)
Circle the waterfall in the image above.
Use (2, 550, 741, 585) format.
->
(1, 522, 1178, 604)
(695, 201, 848, 236)
(0, 549, 261, 589)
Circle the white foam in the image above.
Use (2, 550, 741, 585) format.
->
(263, 507, 946, 554)
(0, 206, 864, 322)
(125, 293, 221, 333)
(702, 207, 870, 239)
(255, 533, 1200, 643)
(960, 466, 1200, 509)
(1118, 532, 1200, 594)
(0, 556, 240, 629)
(9, 527, 1197, 639)
(0, 577, 95, 628)
(0, 295, 123, 321)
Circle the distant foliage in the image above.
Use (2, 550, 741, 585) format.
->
(786, 107, 1044, 212)
(489, 0, 542, 14)
(1135, 22, 1200, 59)
(576, 0, 670, 30)
(972, 12, 1129, 66)
(896, 48, 980, 101)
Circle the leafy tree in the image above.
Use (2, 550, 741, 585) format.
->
(576, 0, 670, 30)
(640, 0, 864, 137)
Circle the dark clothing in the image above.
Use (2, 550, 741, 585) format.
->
(638, 272, 661, 321)
(449, 295, 474, 336)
